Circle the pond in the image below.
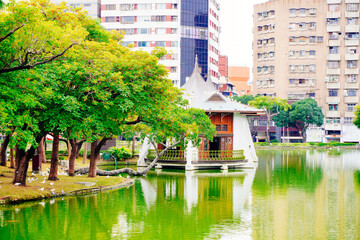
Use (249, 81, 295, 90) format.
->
(1, 149, 360, 239)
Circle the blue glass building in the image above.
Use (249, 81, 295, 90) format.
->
(180, 0, 209, 86)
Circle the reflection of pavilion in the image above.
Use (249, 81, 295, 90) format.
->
(140, 169, 257, 217)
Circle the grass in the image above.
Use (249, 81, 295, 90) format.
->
(0, 161, 128, 204)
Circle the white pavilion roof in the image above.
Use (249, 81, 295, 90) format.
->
(181, 58, 263, 115)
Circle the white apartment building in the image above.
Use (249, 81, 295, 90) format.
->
(100, 0, 220, 87)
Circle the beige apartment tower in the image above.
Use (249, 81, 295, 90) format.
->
(253, 0, 360, 142)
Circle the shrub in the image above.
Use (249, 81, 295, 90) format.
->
(309, 142, 315, 146)
(270, 139, 279, 143)
(108, 147, 132, 161)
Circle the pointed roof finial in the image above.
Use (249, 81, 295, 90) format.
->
(195, 54, 199, 69)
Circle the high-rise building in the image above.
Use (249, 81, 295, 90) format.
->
(100, 0, 220, 87)
(253, 0, 360, 143)
(229, 66, 252, 96)
(52, 0, 101, 18)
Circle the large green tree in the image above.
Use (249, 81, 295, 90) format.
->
(249, 96, 290, 143)
(273, 98, 324, 142)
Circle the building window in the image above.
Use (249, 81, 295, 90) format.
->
(309, 22, 316, 30)
(156, 28, 166, 34)
(309, 36, 316, 43)
(222, 125, 228, 132)
(329, 89, 338, 97)
(347, 75, 357, 82)
(120, 4, 135, 11)
(309, 8, 316, 15)
(156, 41, 166, 47)
(138, 41, 150, 47)
(170, 67, 177, 73)
(289, 8, 296, 16)
(139, 28, 150, 34)
(317, 36, 323, 42)
(289, 65, 295, 72)
(329, 46, 338, 54)
(347, 89, 357, 96)
(309, 64, 316, 72)
(299, 22, 306, 29)
(105, 4, 116, 10)
(326, 118, 341, 124)
(138, 16, 151, 22)
(299, 50, 306, 56)
(348, 18, 357, 25)
(347, 103, 356, 111)
(328, 61, 339, 69)
(347, 60, 357, 69)
(121, 16, 135, 24)
(138, 4, 151, 10)
(329, 32, 339, 40)
(329, 104, 338, 111)
(327, 75, 338, 82)
(309, 50, 316, 56)
(105, 17, 115, 22)
(347, 3, 359, 12)
(346, 32, 359, 39)
(216, 125, 221, 131)
(157, 3, 166, 9)
(299, 36, 306, 42)
(329, 4, 340, 12)
(299, 8, 306, 15)
(344, 118, 354, 124)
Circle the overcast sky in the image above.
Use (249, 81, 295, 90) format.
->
(218, 0, 268, 68)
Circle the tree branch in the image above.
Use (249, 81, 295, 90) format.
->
(0, 22, 27, 43)
(0, 43, 76, 74)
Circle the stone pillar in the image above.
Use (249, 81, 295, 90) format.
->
(185, 141, 196, 171)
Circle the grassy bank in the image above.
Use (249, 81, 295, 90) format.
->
(0, 162, 132, 205)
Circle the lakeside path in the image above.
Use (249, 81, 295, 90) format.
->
(0, 164, 134, 205)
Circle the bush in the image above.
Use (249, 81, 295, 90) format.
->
(309, 142, 315, 146)
(108, 147, 132, 161)
(270, 139, 279, 143)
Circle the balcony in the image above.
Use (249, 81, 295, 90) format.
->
(345, 0, 360, 3)
(326, 82, 341, 88)
(326, 68, 341, 75)
(324, 124, 342, 130)
(345, 82, 359, 88)
(345, 39, 360, 46)
(327, 0, 341, 3)
(326, 96, 341, 103)
(345, 111, 355, 118)
(327, 54, 341, 61)
(345, 96, 359, 103)
(345, 53, 359, 60)
(327, 25, 341, 32)
(345, 25, 359, 32)
(345, 68, 359, 74)
(326, 111, 340, 118)
(327, 11, 341, 18)
(328, 40, 341, 46)
(345, 11, 360, 18)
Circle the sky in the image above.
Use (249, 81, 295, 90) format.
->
(218, 0, 268, 67)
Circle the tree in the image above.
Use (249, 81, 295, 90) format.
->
(233, 95, 255, 105)
(0, 0, 88, 74)
(354, 105, 360, 128)
(273, 98, 324, 142)
(249, 96, 290, 143)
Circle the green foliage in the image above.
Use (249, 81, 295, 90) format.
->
(309, 142, 315, 146)
(270, 139, 279, 143)
(232, 95, 254, 105)
(354, 104, 360, 128)
(273, 98, 324, 141)
(108, 147, 132, 160)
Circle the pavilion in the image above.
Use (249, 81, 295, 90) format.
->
(138, 58, 263, 170)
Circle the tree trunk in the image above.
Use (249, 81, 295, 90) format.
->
(266, 114, 271, 143)
(88, 137, 109, 178)
(37, 137, 46, 163)
(9, 148, 14, 168)
(12, 144, 37, 186)
(48, 134, 60, 181)
(68, 139, 78, 177)
(83, 142, 87, 164)
(88, 141, 98, 178)
(132, 136, 136, 157)
(76, 140, 84, 158)
(0, 134, 10, 166)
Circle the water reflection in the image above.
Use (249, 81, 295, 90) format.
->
(2, 150, 360, 239)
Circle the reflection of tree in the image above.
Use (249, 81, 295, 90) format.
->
(0, 171, 247, 240)
(354, 170, 360, 192)
(253, 150, 323, 194)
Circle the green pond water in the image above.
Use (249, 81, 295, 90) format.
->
(1, 149, 360, 240)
